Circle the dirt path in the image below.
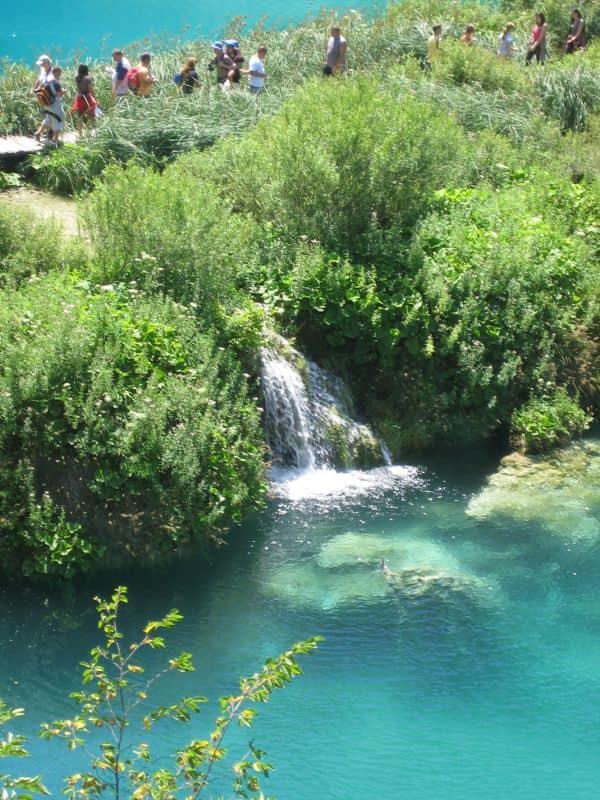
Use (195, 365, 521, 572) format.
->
(0, 187, 82, 239)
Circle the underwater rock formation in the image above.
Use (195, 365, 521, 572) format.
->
(265, 530, 497, 610)
(467, 439, 600, 540)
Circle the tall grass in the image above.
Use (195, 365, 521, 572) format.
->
(1, 0, 599, 194)
(536, 64, 600, 132)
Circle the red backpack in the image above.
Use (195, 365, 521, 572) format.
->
(127, 67, 140, 92)
(36, 83, 54, 108)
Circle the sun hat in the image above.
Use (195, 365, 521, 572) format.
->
(223, 39, 239, 48)
(36, 54, 51, 65)
(212, 41, 224, 51)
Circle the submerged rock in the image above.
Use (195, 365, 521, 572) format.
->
(317, 531, 462, 574)
(466, 439, 600, 540)
(265, 530, 497, 610)
(380, 564, 492, 603)
(265, 562, 389, 610)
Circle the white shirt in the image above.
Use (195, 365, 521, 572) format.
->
(36, 66, 52, 89)
(248, 54, 266, 88)
(326, 35, 346, 68)
(497, 32, 514, 57)
(112, 57, 131, 95)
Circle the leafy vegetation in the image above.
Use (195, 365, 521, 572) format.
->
(1, 0, 600, 576)
(0, 701, 48, 800)
(0, 271, 265, 577)
(510, 389, 592, 452)
(7, 587, 319, 799)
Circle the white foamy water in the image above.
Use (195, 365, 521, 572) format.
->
(269, 464, 422, 503)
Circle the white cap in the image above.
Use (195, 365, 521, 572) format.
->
(36, 54, 51, 65)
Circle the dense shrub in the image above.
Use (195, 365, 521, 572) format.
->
(83, 163, 260, 322)
(178, 79, 471, 258)
(0, 274, 265, 577)
(28, 144, 109, 195)
(0, 203, 69, 287)
(0, 60, 39, 135)
(431, 39, 530, 94)
(536, 65, 600, 132)
(263, 179, 600, 449)
(510, 390, 592, 452)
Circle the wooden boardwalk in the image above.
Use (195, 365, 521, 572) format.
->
(0, 133, 78, 169)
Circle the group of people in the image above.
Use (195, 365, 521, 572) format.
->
(31, 12, 589, 143)
(427, 9, 588, 66)
(33, 55, 102, 141)
(30, 26, 348, 142)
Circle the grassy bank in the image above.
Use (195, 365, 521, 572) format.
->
(0, 0, 599, 577)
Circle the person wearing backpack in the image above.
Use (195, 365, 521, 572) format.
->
(131, 53, 156, 96)
(34, 66, 65, 142)
(112, 49, 131, 97)
(33, 54, 52, 95)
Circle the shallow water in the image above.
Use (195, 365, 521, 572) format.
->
(2, 0, 372, 63)
(2, 442, 600, 800)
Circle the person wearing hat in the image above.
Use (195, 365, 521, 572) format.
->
(208, 42, 228, 85)
(223, 39, 244, 84)
(33, 54, 52, 93)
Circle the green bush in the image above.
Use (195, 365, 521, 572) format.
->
(179, 79, 471, 258)
(0, 274, 265, 578)
(536, 65, 600, 132)
(510, 390, 592, 452)
(0, 60, 39, 135)
(28, 144, 109, 196)
(431, 39, 530, 94)
(83, 162, 259, 321)
(401, 180, 599, 440)
(0, 203, 67, 287)
(264, 178, 600, 449)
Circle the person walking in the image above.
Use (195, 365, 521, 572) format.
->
(565, 9, 586, 53)
(72, 64, 97, 135)
(112, 49, 131, 97)
(224, 39, 244, 85)
(32, 54, 53, 137)
(497, 22, 516, 58)
(177, 57, 199, 94)
(209, 42, 229, 86)
(525, 13, 548, 65)
(35, 66, 65, 142)
(33, 54, 52, 93)
(134, 53, 156, 96)
(324, 26, 347, 76)
(244, 45, 267, 94)
(460, 24, 476, 44)
(427, 24, 443, 63)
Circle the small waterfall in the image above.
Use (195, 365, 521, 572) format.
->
(260, 336, 389, 471)
(261, 348, 318, 470)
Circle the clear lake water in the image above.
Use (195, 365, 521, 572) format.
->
(2, 441, 600, 800)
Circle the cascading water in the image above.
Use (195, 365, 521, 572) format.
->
(260, 335, 389, 472)
(260, 347, 319, 470)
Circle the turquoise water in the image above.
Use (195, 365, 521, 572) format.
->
(1, 0, 364, 63)
(2, 444, 600, 799)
